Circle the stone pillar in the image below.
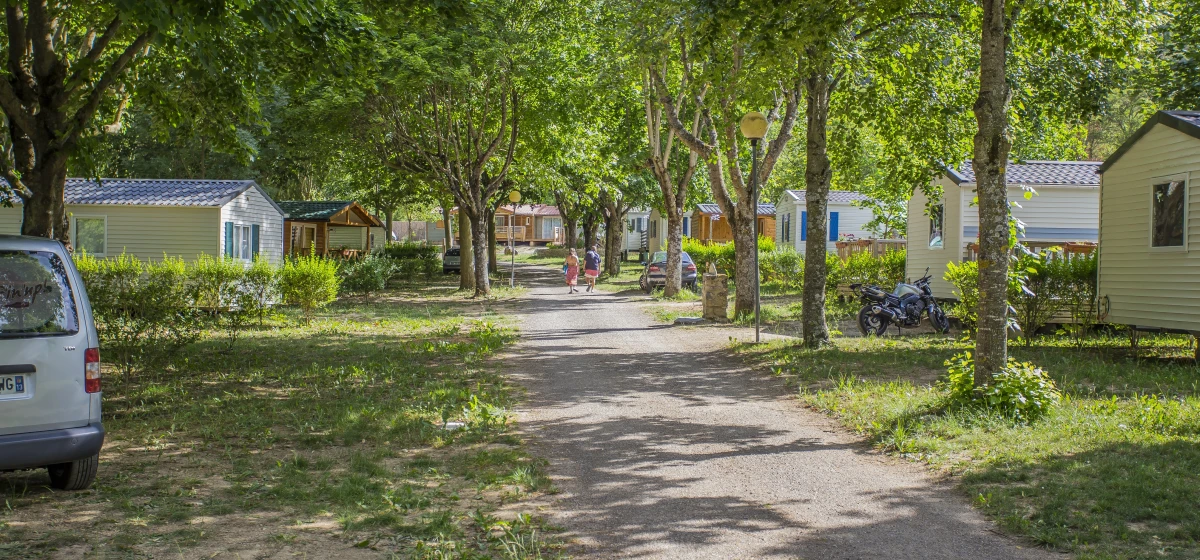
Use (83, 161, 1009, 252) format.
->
(702, 263, 729, 322)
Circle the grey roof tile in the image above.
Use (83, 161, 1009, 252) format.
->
(953, 161, 1100, 186)
(2, 177, 258, 206)
(696, 203, 775, 216)
(783, 190, 869, 204)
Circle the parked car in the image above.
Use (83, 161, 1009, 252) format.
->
(443, 247, 460, 274)
(0, 235, 104, 490)
(639, 250, 698, 293)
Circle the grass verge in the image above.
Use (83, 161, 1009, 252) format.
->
(0, 282, 560, 559)
(742, 332, 1200, 560)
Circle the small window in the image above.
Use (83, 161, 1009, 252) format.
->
(232, 225, 253, 260)
(74, 216, 106, 256)
(928, 203, 944, 249)
(1151, 179, 1186, 248)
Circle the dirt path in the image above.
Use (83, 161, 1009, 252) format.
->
(506, 265, 1057, 559)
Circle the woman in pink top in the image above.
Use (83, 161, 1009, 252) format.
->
(564, 248, 580, 294)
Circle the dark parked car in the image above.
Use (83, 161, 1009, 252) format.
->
(639, 251, 698, 293)
(443, 247, 460, 274)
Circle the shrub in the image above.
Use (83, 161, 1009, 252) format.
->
(243, 256, 278, 326)
(943, 352, 1061, 423)
(74, 252, 200, 372)
(1055, 251, 1098, 347)
(879, 249, 906, 287)
(760, 248, 803, 290)
(682, 237, 735, 277)
(1009, 250, 1067, 344)
(279, 255, 341, 323)
(380, 242, 441, 260)
(944, 261, 979, 332)
(824, 252, 844, 298)
(341, 255, 394, 296)
(190, 254, 244, 314)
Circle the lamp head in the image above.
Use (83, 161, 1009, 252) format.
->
(508, 190, 521, 203)
(740, 111, 768, 140)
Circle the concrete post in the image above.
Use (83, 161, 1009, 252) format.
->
(702, 262, 729, 322)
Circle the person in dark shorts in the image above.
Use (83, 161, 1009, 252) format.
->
(584, 245, 602, 293)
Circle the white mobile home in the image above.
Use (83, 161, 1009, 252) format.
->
(775, 190, 874, 254)
(1097, 110, 1200, 334)
(626, 208, 650, 252)
(0, 178, 285, 265)
(646, 208, 696, 252)
(907, 161, 1101, 295)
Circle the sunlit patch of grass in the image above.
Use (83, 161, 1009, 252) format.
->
(749, 332, 1200, 559)
(0, 282, 558, 558)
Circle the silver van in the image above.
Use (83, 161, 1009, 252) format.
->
(0, 235, 104, 490)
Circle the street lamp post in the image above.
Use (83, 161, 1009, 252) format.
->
(508, 190, 521, 287)
(740, 111, 769, 343)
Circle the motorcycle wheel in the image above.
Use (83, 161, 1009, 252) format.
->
(857, 306, 889, 336)
(930, 306, 950, 334)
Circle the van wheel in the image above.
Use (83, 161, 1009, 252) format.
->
(47, 454, 98, 491)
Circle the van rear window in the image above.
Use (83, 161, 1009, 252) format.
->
(0, 251, 78, 337)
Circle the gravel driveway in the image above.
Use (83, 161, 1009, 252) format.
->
(507, 265, 1057, 559)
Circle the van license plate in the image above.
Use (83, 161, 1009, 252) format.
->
(0, 375, 25, 395)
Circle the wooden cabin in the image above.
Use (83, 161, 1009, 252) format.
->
(278, 200, 386, 258)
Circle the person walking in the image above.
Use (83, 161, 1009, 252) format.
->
(584, 245, 602, 293)
(564, 248, 581, 294)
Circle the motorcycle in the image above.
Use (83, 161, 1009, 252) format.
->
(850, 268, 950, 336)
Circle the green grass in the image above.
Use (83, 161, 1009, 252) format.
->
(745, 332, 1200, 559)
(0, 280, 561, 559)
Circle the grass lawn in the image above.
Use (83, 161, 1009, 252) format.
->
(741, 332, 1200, 560)
(0, 279, 558, 559)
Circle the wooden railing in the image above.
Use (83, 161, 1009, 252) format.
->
(835, 239, 906, 260)
(498, 225, 527, 241)
(965, 241, 1096, 261)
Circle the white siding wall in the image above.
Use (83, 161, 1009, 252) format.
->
(219, 185, 285, 265)
(369, 226, 386, 250)
(960, 185, 1099, 243)
(625, 211, 649, 251)
(786, 200, 874, 254)
(1098, 124, 1200, 331)
(906, 176, 962, 296)
(775, 195, 797, 249)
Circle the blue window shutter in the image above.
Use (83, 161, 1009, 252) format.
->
(224, 222, 234, 257)
(252, 224, 261, 257)
(683, 216, 690, 237)
(800, 211, 807, 241)
(829, 212, 839, 241)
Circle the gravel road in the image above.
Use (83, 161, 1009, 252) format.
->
(507, 265, 1057, 559)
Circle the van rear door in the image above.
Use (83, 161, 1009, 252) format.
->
(0, 250, 92, 435)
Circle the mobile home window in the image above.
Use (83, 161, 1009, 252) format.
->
(1151, 179, 1186, 248)
(73, 216, 107, 257)
(928, 203, 944, 249)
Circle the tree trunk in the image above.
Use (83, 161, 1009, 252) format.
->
(663, 208, 684, 296)
(801, 73, 833, 348)
(458, 211, 475, 292)
(582, 212, 600, 252)
(384, 208, 394, 245)
(973, 0, 1013, 384)
(471, 211, 491, 297)
(487, 206, 498, 274)
(731, 203, 757, 318)
(562, 219, 579, 251)
(603, 210, 625, 276)
(19, 156, 70, 243)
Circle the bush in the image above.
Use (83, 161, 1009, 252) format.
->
(190, 254, 244, 314)
(74, 252, 200, 372)
(380, 242, 441, 260)
(824, 252, 844, 298)
(760, 248, 803, 290)
(879, 249, 906, 287)
(279, 254, 341, 323)
(682, 237, 735, 277)
(1010, 250, 1066, 344)
(943, 352, 1061, 423)
(243, 256, 278, 326)
(944, 261, 979, 332)
(341, 255, 394, 296)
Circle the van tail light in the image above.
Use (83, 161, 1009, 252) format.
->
(84, 347, 101, 393)
(649, 265, 660, 272)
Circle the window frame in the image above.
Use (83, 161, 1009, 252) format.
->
(72, 215, 108, 257)
(1148, 173, 1189, 252)
(928, 200, 945, 251)
(230, 223, 254, 260)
